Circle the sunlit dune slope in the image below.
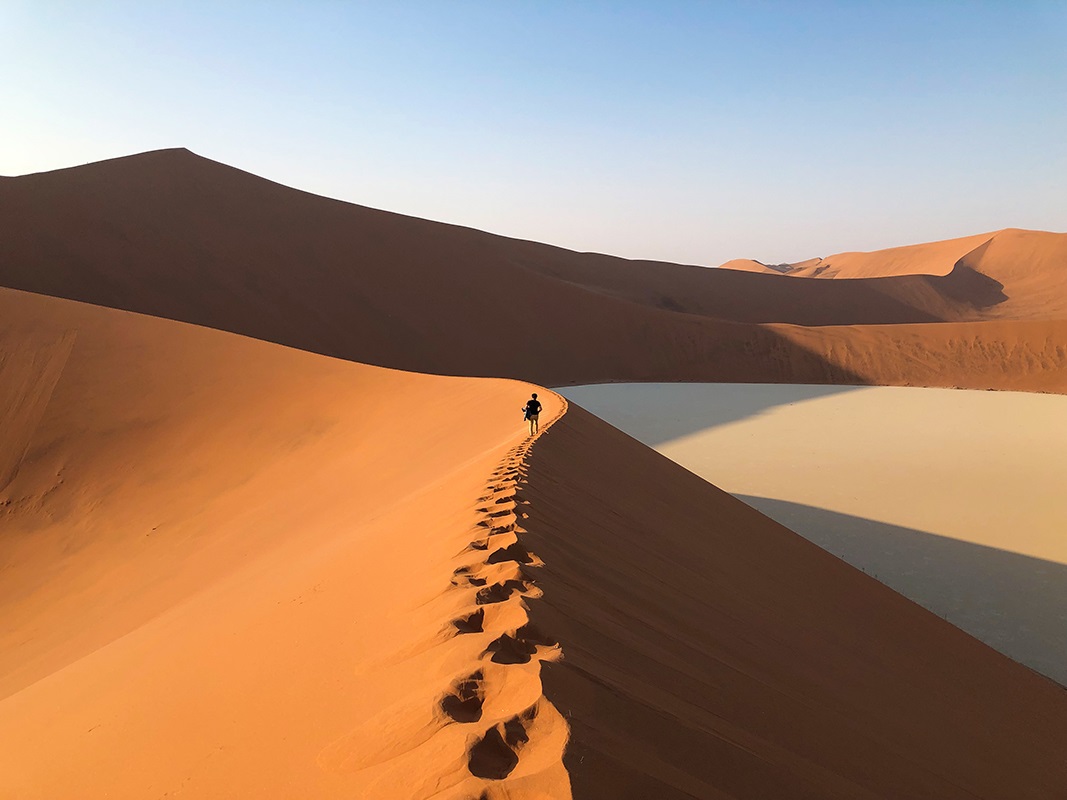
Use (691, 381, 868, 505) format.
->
(1, 149, 1064, 392)
(523, 404, 1067, 799)
(0, 286, 569, 799)
(959, 229, 1067, 319)
(2, 288, 1065, 799)
(722, 232, 994, 278)
(0, 135, 1063, 800)
(723, 229, 1067, 319)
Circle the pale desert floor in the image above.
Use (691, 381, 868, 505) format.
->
(558, 383, 1067, 686)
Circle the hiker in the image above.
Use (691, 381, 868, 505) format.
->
(523, 393, 542, 435)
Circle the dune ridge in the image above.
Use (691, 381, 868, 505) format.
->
(557, 382, 1067, 685)
(0, 285, 572, 798)
(721, 231, 995, 278)
(3, 148, 1067, 799)
(521, 404, 1067, 799)
(330, 401, 574, 799)
(1, 149, 1064, 391)
(722, 228, 1067, 320)
(1, 288, 1066, 797)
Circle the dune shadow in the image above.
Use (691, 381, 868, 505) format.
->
(932, 238, 1009, 310)
(737, 495, 1067, 687)
(557, 383, 863, 447)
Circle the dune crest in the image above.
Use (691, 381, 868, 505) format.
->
(722, 228, 1067, 320)
(0, 286, 571, 798)
(521, 405, 1067, 798)
(3, 148, 1067, 798)
(320, 405, 573, 799)
(2, 287, 1066, 797)
(0, 149, 1064, 391)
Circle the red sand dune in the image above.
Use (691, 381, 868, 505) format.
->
(1, 150, 1064, 391)
(2, 287, 1064, 798)
(721, 232, 995, 278)
(772, 318, 1067, 394)
(0, 286, 568, 798)
(722, 228, 1067, 320)
(524, 406, 1067, 798)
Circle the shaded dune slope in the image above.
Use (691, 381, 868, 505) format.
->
(773, 318, 1067, 393)
(2, 150, 1064, 392)
(0, 149, 978, 330)
(522, 405, 1067, 799)
(1, 288, 1065, 798)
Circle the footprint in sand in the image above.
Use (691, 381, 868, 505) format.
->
(475, 580, 529, 606)
(467, 708, 535, 779)
(486, 542, 535, 566)
(440, 671, 485, 723)
(484, 625, 557, 664)
(451, 608, 485, 634)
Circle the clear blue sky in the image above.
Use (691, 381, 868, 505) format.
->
(2, 1, 1064, 265)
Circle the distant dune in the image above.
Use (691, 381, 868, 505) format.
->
(722, 228, 1067, 319)
(0, 286, 570, 798)
(2, 287, 1064, 798)
(1, 149, 1064, 391)
(3, 152, 1066, 797)
(721, 231, 994, 278)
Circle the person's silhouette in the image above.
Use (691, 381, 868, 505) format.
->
(523, 393, 542, 435)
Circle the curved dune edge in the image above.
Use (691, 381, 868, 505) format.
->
(720, 228, 1067, 322)
(556, 382, 1067, 686)
(326, 399, 574, 800)
(2, 150, 1065, 393)
(721, 230, 996, 278)
(519, 403, 1067, 799)
(2, 284, 1065, 799)
(0, 286, 580, 798)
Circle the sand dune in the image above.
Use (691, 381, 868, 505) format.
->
(722, 228, 1067, 319)
(722, 231, 995, 278)
(3, 150, 1066, 797)
(0, 287, 568, 798)
(559, 382, 1067, 685)
(1, 150, 1064, 391)
(772, 318, 1067, 393)
(523, 405, 1067, 798)
(3, 288, 1065, 797)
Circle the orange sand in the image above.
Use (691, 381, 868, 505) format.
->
(558, 382, 1067, 685)
(0, 287, 567, 798)
(1, 150, 1064, 391)
(523, 406, 1067, 798)
(2, 287, 1065, 798)
(2, 150, 1067, 798)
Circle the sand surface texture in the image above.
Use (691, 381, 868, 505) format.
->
(3, 150, 1066, 797)
(1, 150, 1064, 391)
(3, 289, 1065, 797)
(0, 287, 569, 799)
(521, 405, 1066, 798)
(560, 383, 1067, 685)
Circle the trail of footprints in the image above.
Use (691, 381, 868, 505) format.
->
(439, 439, 563, 792)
